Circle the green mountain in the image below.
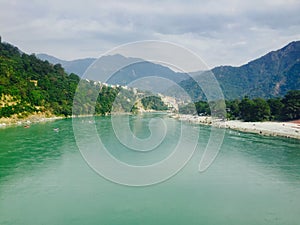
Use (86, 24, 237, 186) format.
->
(0, 40, 167, 120)
(39, 41, 300, 100)
(0, 41, 80, 118)
(179, 41, 300, 100)
(37, 53, 189, 94)
(1, 38, 299, 121)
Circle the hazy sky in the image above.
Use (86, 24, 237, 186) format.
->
(1, 0, 300, 69)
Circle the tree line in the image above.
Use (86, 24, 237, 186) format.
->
(0, 41, 298, 121)
(141, 96, 168, 111)
(179, 90, 300, 122)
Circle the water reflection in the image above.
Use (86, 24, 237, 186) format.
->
(0, 119, 75, 183)
(222, 130, 300, 184)
(0, 116, 300, 225)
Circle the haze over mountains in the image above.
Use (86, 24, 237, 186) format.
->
(203, 40, 300, 99)
(37, 41, 300, 100)
(37, 53, 95, 77)
(37, 53, 190, 93)
(1, 39, 299, 121)
(1, 40, 166, 118)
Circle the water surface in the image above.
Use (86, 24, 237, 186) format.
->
(0, 115, 300, 225)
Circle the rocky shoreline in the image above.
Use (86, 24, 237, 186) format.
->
(1, 112, 300, 140)
(0, 113, 64, 128)
(172, 114, 300, 140)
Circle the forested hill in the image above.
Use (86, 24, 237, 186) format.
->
(0, 41, 80, 117)
(39, 41, 300, 100)
(178, 41, 300, 100)
(213, 41, 300, 98)
(0, 40, 167, 119)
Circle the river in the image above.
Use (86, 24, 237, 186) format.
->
(0, 114, 299, 224)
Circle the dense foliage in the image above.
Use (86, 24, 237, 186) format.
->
(141, 96, 168, 111)
(1, 40, 298, 122)
(71, 82, 124, 116)
(226, 90, 300, 121)
(0, 41, 166, 119)
(179, 101, 210, 115)
(0, 41, 80, 117)
(180, 90, 300, 122)
(177, 41, 300, 100)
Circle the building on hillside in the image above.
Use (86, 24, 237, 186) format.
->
(160, 95, 179, 112)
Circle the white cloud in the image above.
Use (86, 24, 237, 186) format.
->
(0, 0, 299, 68)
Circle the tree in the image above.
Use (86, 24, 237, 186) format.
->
(239, 97, 255, 121)
(252, 98, 270, 121)
(281, 90, 300, 120)
(179, 103, 197, 115)
(195, 101, 210, 116)
(267, 98, 284, 120)
(141, 96, 168, 111)
(238, 97, 269, 122)
(225, 99, 240, 119)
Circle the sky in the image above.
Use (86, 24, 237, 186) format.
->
(0, 0, 300, 70)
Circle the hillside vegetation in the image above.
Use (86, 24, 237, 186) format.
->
(41, 41, 300, 100)
(177, 41, 300, 100)
(179, 90, 300, 122)
(1, 39, 298, 123)
(0, 41, 79, 118)
(0, 41, 167, 120)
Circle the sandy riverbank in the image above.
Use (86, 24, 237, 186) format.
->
(2, 112, 300, 140)
(0, 113, 64, 128)
(172, 114, 300, 140)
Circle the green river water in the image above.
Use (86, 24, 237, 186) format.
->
(0, 114, 299, 225)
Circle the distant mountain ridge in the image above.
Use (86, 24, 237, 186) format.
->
(214, 40, 300, 98)
(38, 41, 300, 100)
(37, 53, 96, 76)
(177, 41, 300, 100)
(0, 41, 167, 119)
(37, 53, 190, 93)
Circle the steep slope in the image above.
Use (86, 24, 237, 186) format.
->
(178, 41, 300, 100)
(38, 53, 189, 93)
(0, 41, 168, 120)
(39, 41, 300, 100)
(0, 41, 80, 117)
(107, 60, 189, 93)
